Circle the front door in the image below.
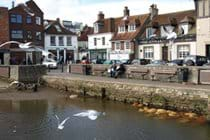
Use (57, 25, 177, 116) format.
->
(162, 46, 168, 61)
(0, 52, 4, 64)
(206, 45, 210, 58)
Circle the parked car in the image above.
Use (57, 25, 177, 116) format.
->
(131, 59, 150, 65)
(91, 59, 105, 64)
(183, 55, 208, 66)
(103, 60, 121, 65)
(121, 59, 132, 65)
(43, 59, 58, 69)
(203, 62, 210, 67)
(146, 60, 167, 66)
(167, 59, 183, 66)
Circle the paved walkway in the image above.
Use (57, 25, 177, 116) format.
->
(47, 71, 210, 92)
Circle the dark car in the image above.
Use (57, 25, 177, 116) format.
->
(121, 59, 132, 65)
(183, 55, 208, 66)
(131, 59, 150, 65)
(168, 59, 183, 66)
(103, 60, 121, 65)
(146, 60, 167, 66)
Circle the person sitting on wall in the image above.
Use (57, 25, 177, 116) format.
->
(114, 63, 126, 79)
(110, 63, 117, 77)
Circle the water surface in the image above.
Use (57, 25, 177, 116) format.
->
(0, 97, 209, 140)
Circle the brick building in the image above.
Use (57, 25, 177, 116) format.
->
(0, 0, 44, 65)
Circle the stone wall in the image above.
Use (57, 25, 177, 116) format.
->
(69, 64, 210, 84)
(0, 65, 47, 83)
(43, 76, 210, 118)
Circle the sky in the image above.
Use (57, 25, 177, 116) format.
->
(0, 0, 195, 26)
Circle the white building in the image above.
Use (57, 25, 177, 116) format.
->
(44, 19, 78, 63)
(88, 12, 115, 62)
(139, 9, 196, 61)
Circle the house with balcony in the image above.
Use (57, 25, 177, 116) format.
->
(44, 18, 78, 63)
(139, 5, 196, 61)
(110, 6, 150, 60)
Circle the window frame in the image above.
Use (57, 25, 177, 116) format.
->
(50, 36, 56, 46)
(118, 25, 125, 33)
(115, 42, 121, 50)
(67, 36, 72, 46)
(102, 37, 105, 45)
(58, 36, 64, 46)
(10, 14, 22, 23)
(128, 24, 136, 32)
(177, 45, 190, 59)
(143, 46, 154, 59)
(11, 30, 23, 39)
(35, 16, 41, 25)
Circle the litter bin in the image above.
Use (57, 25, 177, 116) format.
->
(178, 67, 189, 83)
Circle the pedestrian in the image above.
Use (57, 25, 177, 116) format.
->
(110, 63, 117, 77)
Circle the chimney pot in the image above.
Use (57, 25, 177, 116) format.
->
(124, 6, 130, 17)
(97, 11, 104, 21)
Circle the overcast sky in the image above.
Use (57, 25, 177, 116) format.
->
(1, 0, 195, 26)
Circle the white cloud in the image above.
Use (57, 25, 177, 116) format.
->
(2, 0, 195, 26)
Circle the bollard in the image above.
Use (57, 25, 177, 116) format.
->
(48, 65, 50, 72)
(61, 63, 64, 73)
(101, 88, 106, 99)
(33, 84, 38, 92)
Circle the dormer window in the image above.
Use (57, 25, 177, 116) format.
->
(119, 26, 125, 33)
(161, 25, 175, 37)
(179, 23, 189, 35)
(128, 24, 136, 32)
(146, 27, 155, 38)
(94, 23, 99, 33)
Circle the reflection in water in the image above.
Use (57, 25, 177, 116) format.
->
(0, 98, 209, 140)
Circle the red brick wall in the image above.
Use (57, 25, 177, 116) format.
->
(9, 1, 44, 48)
(0, 66, 10, 78)
(0, 7, 9, 45)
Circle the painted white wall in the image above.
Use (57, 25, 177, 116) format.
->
(88, 33, 113, 50)
(139, 41, 196, 60)
(44, 34, 78, 60)
(88, 32, 113, 60)
(139, 44, 162, 60)
(172, 41, 196, 60)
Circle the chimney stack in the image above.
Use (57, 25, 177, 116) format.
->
(149, 4, 158, 20)
(124, 6, 130, 17)
(98, 11, 104, 21)
(12, 1, 15, 8)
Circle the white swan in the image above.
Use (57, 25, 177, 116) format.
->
(55, 115, 70, 130)
(0, 41, 32, 49)
(73, 110, 105, 120)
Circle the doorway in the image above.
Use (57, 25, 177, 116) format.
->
(162, 46, 168, 61)
(0, 52, 4, 64)
(206, 45, 210, 58)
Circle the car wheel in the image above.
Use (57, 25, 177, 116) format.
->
(186, 60, 194, 66)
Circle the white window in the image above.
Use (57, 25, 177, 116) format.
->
(146, 28, 154, 38)
(177, 45, 190, 59)
(59, 36, 64, 46)
(67, 37, 72, 46)
(115, 42, 121, 50)
(125, 42, 130, 49)
(36, 16, 41, 25)
(143, 46, 154, 59)
(11, 30, 23, 39)
(36, 32, 41, 41)
(55, 25, 62, 32)
(128, 24, 136, 32)
(50, 36, 56, 46)
(94, 23, 98, 33)
(118, 26, 125, 33)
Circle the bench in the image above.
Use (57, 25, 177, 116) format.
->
(92, 65, 109, 76)
(126, 67, 149, 80)
(152, 69, 177, 82)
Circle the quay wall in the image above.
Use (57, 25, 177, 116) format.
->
(43, 76, 210, 120)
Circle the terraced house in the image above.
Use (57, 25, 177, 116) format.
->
(139, 6, 196, 61)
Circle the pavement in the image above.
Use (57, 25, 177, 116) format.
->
(47, 66, 210, 92)
(0, 80, 9, 89)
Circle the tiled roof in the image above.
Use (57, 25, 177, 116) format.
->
(111, 14, 149, 41)
(149, 10, 196, 27)
(44, 19, 76, 35)
(78, 26, 94, 41)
